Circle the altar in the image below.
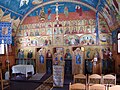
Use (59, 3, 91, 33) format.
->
(12, 65, 34, 77)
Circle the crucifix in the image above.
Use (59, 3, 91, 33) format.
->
(51, 3, 64, 21)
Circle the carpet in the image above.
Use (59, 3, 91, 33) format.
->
(35, 76, 53, 90)
(29, 73, 45, 80)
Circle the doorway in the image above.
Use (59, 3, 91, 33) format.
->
(46, 49, 53, 74)
(36, 47, 46, 73)
(64, 48, 72, 75)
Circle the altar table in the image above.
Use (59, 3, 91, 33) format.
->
(12, 65, 34, 77)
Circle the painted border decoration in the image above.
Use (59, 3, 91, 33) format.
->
(0, 22, 12, 44)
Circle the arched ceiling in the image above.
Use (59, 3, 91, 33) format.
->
(0, 0, 119, 30)
(0, 0, 100, 19)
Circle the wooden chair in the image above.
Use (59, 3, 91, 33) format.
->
(0, 62, 10, 90)
(74, 74, 87, 84)
(89, 84, 106, 90)
(88, 74, 102, 85)
(0, 68, 10, 90)
(69, 83, 86, 90)
(109, 85, 120, 90)
(102, 74, 116, 86)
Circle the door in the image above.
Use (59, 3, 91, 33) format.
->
(46, 49, 53, 74)
(72, 47, 84, 74)
(64, 48, 72, 75)
(36, 47, 46, 73)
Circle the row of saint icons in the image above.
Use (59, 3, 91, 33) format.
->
(17, 24, 109, 37)
(20, 19, 96, 30)
(17, 26, 98, 36)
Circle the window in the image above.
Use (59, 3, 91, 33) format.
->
(0, 44, 4, 54)
(118, 32, 120, 53)
(0, 40, 4, 55)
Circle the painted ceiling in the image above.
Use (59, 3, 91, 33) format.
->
(0, 0, 100, 19)
(0, 0, 119, 30)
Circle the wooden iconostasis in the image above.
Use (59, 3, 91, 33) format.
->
(14, 11, 112, 74)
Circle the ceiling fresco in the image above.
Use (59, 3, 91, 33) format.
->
(28, 2, 91, 16)
(0, 0, 99, 19)
(0, 0, 119, 30)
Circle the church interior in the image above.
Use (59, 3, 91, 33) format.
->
(0, 0, 120, 90)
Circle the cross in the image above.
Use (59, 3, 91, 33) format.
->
(109, 52, 112, 57)
(51, 3, 64, 21)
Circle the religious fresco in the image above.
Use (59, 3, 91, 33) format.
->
(53, 21, 61, 27)
(38, 36, 52, 46)
(74, 48, 83, 64)
(84, 46, 102, 60)
(64, 27, 70, 34)
(15, 36, 52, 47)
(29, 29, 35, 36)
(46, 22, 53, 28)
(64, 20, 70, 27)
(103, 0, 120, 26)
(46, 28, 53, 35)
(0, 0, 116, 63)
(16, 30, 24, 37)
(34, 29, 40, 36)
(0, 1, 119, 74)
(84, 25, 92, 33)
(99, 34, 112, 45)
(85, 48, 94, 59)
(70, 20, 79, 34)
(28, 37, 38, 46)
(80, 34, 96, 45)
(112, 28, 120, 43)
(70, 20, 78, 26)
(64, 49, 72, 59)
(16, 17, 112, 48)
(99, 25, 110, 33)
(53, 47, 64, 65)
(91, 25, 96, 33)
(64, 35, 80, 46)
(72, 47, 84, 74)
(0, 0, 99, 19)
(53, 35, 63, 45)
(78, 19, 85, 25)
(38, 48, 45, 64)
(21, 23, 40, 30)
(53, 27, 63, 35)
(15, 37, 25, 47)
(24, 37, 32, 46)
(99, 19, 110, 33)
(77, 26, 84, 33)
(15, 46, 35, 59)
(0, 0, 119, 33)
(16, 37, 37, 47)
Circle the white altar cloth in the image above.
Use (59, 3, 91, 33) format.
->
(12, 65, 34, 77)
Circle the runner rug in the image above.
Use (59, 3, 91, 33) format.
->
(35, 75, 53, 90)
(29, 73, 45, 80)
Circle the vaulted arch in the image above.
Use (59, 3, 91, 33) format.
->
(20, 0, 100, 24)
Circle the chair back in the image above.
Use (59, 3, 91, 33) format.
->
(103, 74, 116, 85)
(88, 74, 102, 85)
(69, 83, 86, 90)
(109, 85, 120, 90)
(89, 84, 106, 90)
(0, 65, 10, 90)
(74, 74, 87, 84)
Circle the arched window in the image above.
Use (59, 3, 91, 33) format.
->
(0, 40, 4, 55)
(118, 31, 120, 53)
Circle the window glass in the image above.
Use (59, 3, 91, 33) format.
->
(118, 33, 120, 53)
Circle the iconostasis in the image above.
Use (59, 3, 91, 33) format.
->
(14, 2, 112, 74)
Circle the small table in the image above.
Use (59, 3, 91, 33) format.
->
(12, 65, 34, 77)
